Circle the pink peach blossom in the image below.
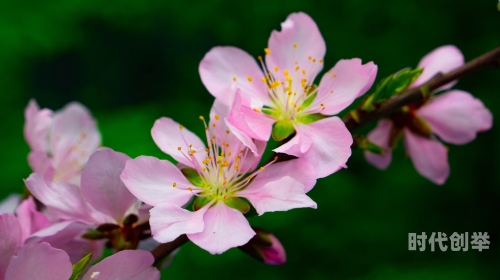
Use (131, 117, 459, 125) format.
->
(364, 46, 492, 184)
(199, 12, 377, 178)
(121, 105, 317, 254)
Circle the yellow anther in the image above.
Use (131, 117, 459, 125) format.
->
(297, 107, 301, 112)
(212, 123, 216, 128)
(228, 151, 232, 156)
(258, 55, 262, 60)
(286, 76, 292, 82)
(274, 156, 278, 161)
(283, 70, 289, 76)
(254, 108, 260, 113)
(233, 77, 237, 81)
(177, 147, 182, 151)
(295, 61, 298, 64)
(330, 90, 334, 93)
(264, 48, 270, 54)
(328, 69, 332, 73)
(179, 125, 184, 130)
(333, 74, 337, 78)
(320, 103, 324, 107)
(261, 77, 267, 83)
(223, 180, 227, 185)
(214, 114, 220, 121)
(312, 59, 316, 63)
(199, 116, 205, 121)
(247, 76, 253, 82)
(188, 187, 193, 192)
(260, 167, 265, 171)
(248, 175, 253, 180)
(202, 167, 206, 171)
(295, 66, 300, 71)
(308, 56, 312, 60)
(274, 66, 279, 72)
(224, 195, 228, 200)
(320, 59, 323, 63)
(173, 182, 177, 187)
(293, 43, 298, 48)
(302, 69, 306, 75)
(189, 144, 193, 148)
(212, 135, 216, 139)
(226, 130, 230, 134)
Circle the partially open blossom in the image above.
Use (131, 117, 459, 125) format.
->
(25, 148, 146, 252)
(364, 45, 492, 184)
(238, 228, 286, 265)
(24, 100, 101, 184)
(121, 103, 317, 254)
(199, 12, 377, 178)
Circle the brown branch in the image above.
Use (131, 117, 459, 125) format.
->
(343, 45, 500, 131)
(151, 234, 188, 264)
(150, 46, 500, 263)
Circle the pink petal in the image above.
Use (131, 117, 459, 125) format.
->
(417, 90, 493, 145)
(0, 194, 21, 214)
(412, 45, 464, 90)
(188, 202, 255, 254)
(239, 176, 316, 215)
(5, 242, 73, 280)
(281, 117, 352, 178)
(266, 12, 325, 89)
(150, 202, 208, 243)
(151, 117, 207, 168)
(272, 127, 313, 157)
(50, 102, 101, 183)
(120, 156, 196, 207)
(82, 250, 159, 280)
(15, 197, 50, 242)
(261, 233, 287, 265)
(199, 46, 270, 107)
(404, 129, 449, 185)
(0, 213, 22, 277)
(247, 158, 317, 192)
(27, 151, 55, 181)
(81, 148, 138, 223)
(24, 173, 94, 224)
(364, 119, 393, 169)
(228, 90, 274, 141)
(310, 59, 377, 115)
(24, 99, 53, 152)
(28, 221, 105, 263)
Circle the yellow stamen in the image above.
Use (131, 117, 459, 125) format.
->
(247, 76, 253, 82)
(233, 77, 237, 81)
(264, 48, 270, 55)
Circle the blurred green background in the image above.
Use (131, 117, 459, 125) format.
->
(1, 0, 499, 279)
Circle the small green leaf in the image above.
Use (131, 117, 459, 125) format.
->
(181, 168, 204, 187)
(369, 68, 424, 104)
(193, 196, 212, 211)
(82, 229, 106, 240)
(272, 120, 295, 141)
(224, 197, 250, 214)
(296, 113, 326, 124)
(69, 253, 92, 280)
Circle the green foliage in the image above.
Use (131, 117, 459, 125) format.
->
(69, 253, 92, 280)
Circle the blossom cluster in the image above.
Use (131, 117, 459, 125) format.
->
(0, 11, 492, 279)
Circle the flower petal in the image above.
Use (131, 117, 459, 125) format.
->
(120, 156, 196, 207)
(228, 89, 274, 141)
(310, 59, 377, 115)
(0, 194, 21, 214)
(24, 173, 94, 224)
(150, 202, 208, 243)
(199, 46, 270, 106)
(5, 242, 73, 280)
(272, 127, 313, 157)
(280, 117, 352, 178)
(240, 176, 316, 215)
(24, 99, 53, 152)
(364, 119, 393, 169)
(404, 129, 449, 185)
(50, 102, 101, 183)
(266, 12, 325, 87)
(188, 202, 255, 254)
(81, 148, 138, 223)
(417, 90, 493, 145)
(0, 213, 22, 277)
(27, 151, 55, 181)
(151, 117, 207, 168)
(412, 45, 464, 90)
(82, 250, 159, 280)
(15, 197, 50, 242)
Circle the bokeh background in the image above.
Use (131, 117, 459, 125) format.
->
(1, 0, 499, 279)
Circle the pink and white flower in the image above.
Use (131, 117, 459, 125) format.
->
(121, 104, 317, 254)
(24, 100, 101, 184)
(199, 12, 377, 178)
(364, 45, 492, 184)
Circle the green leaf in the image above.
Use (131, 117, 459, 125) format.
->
(181, 168, 204, 187)
(69, 253, 92, 280)
(193, 196, 212, 211)
(354, 135, 385, 155)
(272, 120, 295, 141)
(296, 113, 326, 124)
(224, 197, 250, 214)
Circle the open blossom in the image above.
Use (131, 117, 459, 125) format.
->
(24, 100, 101, 184)
(364, 45, 492, 184)
(199, 12, 377, 178)
(121, 103, 317, 254)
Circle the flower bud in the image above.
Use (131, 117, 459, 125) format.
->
(238, 228, 286, 265)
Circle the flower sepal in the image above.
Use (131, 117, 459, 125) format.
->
(181, 168, 204, 187)
(238, 227, 286, 265)
(272, 120, 295, 141)
(69, 253, 92, 280)
(224, 197, 251, 214)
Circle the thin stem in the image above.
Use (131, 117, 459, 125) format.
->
(343, 45, 500, 130)
(151, 234, 188, 264)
